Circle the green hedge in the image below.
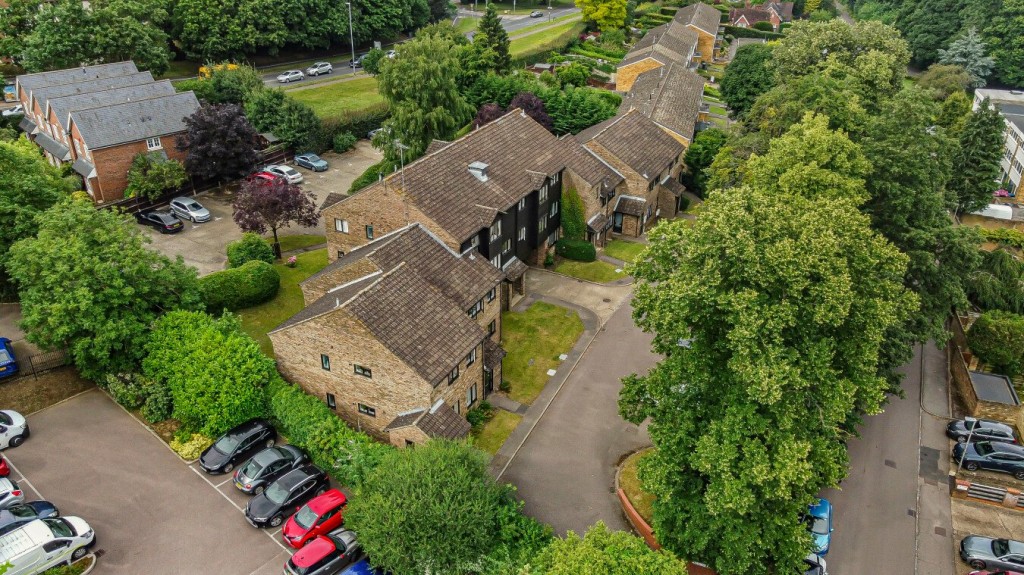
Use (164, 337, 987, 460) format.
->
(227, 233, 275, 268)
(722, 25, 785, 40)
(556, 238, 597, 262)
(319, 103, 390, 151)
(569, 46, 624, 63)
(979, 226, 1024, 250)
(201, 260, 280, 312)
(514, 22, 588, 67)
(349, 160, 393, 193)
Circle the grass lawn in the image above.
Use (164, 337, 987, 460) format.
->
(709, 105, 728, 116)
(274, 234, 326, 254)
(4, 367, 94, 416)
(604, 239, 646, 263)
(510, 20, 584, 57)
(238, 249, 330, 356)
(288, 77, 385, 120)
(472, 410, 522, 454)
(554, 259, 626, 283)
(158, 59, 201, 79)
(455, 16, 479, 34)
(619, 448, 656, 525)
(710, 116, 728, 128)
(509, 12, 581, 37)
(501, 301, 584, 405)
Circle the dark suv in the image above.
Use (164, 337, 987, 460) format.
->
(199, 419, 276, 474)
(953, 441, 1024, 480)
(947, 417, 1018, 444)
(245, 464, 329, 528)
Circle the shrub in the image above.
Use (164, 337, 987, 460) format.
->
(226, 233, 275, 268)
(349, 160, 392, 193)
(333, 131, 358, 153)
(103, 373, 147, 410)
(752, 21, 776, 31)
(556, 239, 597, 262)
(500, 380, 512, 392)
(561, 188, 586, 241)
(170, 433, 215, 460)
(979, 226, 1024, 250)
(968, 310, 1024, 377)
(722, 25, 784, 40)
(466, 401, 495, 429)
(679, 196, 691, 212)
(200, 260, 280, 312)
(142, 382, 174, 423)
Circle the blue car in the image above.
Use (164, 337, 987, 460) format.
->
(0, 338, 17, 380)
(294, 153, 329, 172)
(342, 558, 387, 575)
(806, 499, 833, 556)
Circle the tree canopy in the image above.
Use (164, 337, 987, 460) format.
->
(232, 178, 320, 255)
(937, 27, 994, 88)
(178, 103, 261, 182)
(720, 43, 776, 118)
(576, 0, 628, 31)
(534, 522, 689, 574)
(125, 153, 187, 200)
(949, 98, 1007, 214)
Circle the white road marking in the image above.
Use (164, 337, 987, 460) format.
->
(189, 465, 291, 553)
(215, 477, 234, 488)
(3, 456, 44, 500)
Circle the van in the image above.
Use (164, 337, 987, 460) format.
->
(0, 517, 95, 575)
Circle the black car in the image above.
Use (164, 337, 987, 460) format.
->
(284, 528, 364, 575)
(953, 441, 1024, 480)
(233, 445, 308, 495)
(135, 210, 184, 234)
(244, 464, 329, 528)
(199, 419, 276, 474)
(947, 417, 1018, 444)
(0, 501, 60, 537)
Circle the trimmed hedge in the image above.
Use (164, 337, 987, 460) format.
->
(319, 103, 390, 150)
(723, 25, 785, 40)
(200, 260, 280, 312)
(514, 22, 588, 66)
(569, 46, 624, 63)
(979, 226, 1024, 250)
(556, 238, 597, 262)
(349, 160, 393, 193)
(227, 233, 275, 268)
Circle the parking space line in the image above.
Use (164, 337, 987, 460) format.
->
(3, 456, 44, 500)
(265, 530, 289, 552)
(214, 477, 234, 488)
(189, 465, 291, 554)
(267, 528, 282, 537)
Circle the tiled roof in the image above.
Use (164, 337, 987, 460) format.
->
(578, 110, 685, 182)
(321, 192, 347, 211)
(273, 273, 382, 331)
(424, 139, 451, 155)
(619, 21, 699, 68)
(69, 92, 200, 150)
(18, 117, 35, 134)
(767, 2, 794, 21)
(587, 212, 609, 232)
(71, 158, 95, 178)
(619, 62, 706, 142)
(483, 338, 506, 371)
(675, 2, 722, 35)
(29, 72, 155, 112)
(34, 132, 69, 161)
(503, 258, 528, 281)
(337, 110, 566, 243)
(615, 195, 647, 216)
(17, 62, 139, 93)
(664, 178, 687, 197)
(384, 409, 425, 431)
(559, 135, 625, 190)
(729, 7, 772, 25)
(415, 401, 472, 439)
(47, 80, 176, 129)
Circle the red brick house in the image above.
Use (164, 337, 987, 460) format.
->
(729, 1, 794, 31)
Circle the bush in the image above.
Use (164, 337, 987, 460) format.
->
(466, 401, 495, 429)
(333, 131, 358, 153)
(679, 196, 691, 212)
(200, 260, 280, 312)
(226, 233, 275, 268)
(968, 310, 1024, 377)
(170, 433, 215, 460)
(561, 188, 586, 240)
(103, 373, 147, 410)
(349, 160, 393, 193)
(752, 21, 776, 31)
(979, 226, 1024, 250)
(142, 382, 174, 423)
(556, 239, 597, 262)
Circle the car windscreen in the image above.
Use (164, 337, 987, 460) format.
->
(306, 155, 321, 162)
(185, 201, 202, 211)
(214, 435, 241, 454)
(976, 442, 995, 456)
(6, 505, 36, 519)
(993, 539, 1010, 556)
(0, 347, 12, 363)
(808, 515, 829, 535)
(0, 412, 12, 425)
(265, 481, 291, 504)
(44, 518, 74, 538)
(293, 505, 317, 530)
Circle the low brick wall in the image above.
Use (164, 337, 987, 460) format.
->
(949, 336, 980, 415)
(617, 488, 660, 550)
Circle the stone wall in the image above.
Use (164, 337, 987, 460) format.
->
(387, 424, 430, 448)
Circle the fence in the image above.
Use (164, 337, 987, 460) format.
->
(17, 348, 71, 379)
(952, 477, 1024, 511)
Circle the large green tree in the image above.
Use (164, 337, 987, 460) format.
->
(895, 0, 963, 66)
(534, 522, 688, 574)
(967, 310, 1024, 377)
(476, 4, 511, 73)
(937, 27, 994, 88)
(918, 64, 972, 100)
(950, 98, 1008, 215)
(124, 153, 188, 200)
(681, 128, 728, 198)
(984, 0, 1024, 86)
(720, 43, 776, 118)
(244, 89, 322, 150)
(7, 200, 202, 380)
(576, 0, 627, 32)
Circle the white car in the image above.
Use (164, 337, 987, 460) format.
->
(306, 61, 333, 76)
(0, 410, 28, 449)
(264, 164, 303, 184)
(0, 517, 95, 575)
(168, 197, 211, 223)
(1, 105, 23, 118)
(277, 70, 304, 83)
(0, 478, 24, 510)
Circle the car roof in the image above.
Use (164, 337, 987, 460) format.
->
(307, 489, 347, 513)
(278, 465, 320, 488)
(291, 536, 336, 567)
(0, 479, 14, 491)
(341, 559, 377, 575)
(808, 499, 831, 516)
(989, 442, 1024, 454)
(229, 419, 269, 436)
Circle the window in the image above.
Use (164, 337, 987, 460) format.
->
(487, 287, 496, 302)
(466, 348, 477, 366)
(468, 235, 480, 250)
(73, 140, 82, 156)
(490, 220, 502, 241)
(335, 219, 349, 233)
(519, 197, 526, 211)
(358, 403, 376, 417)
(146, 136, 162, 150)
(365, 224, 374, 239)
(354, 364, 372, 378)
(539, 185, 548, 202)
(1014, 160, 1023, 175)
(519, 227, 526, 241)
(320, 354, 331, 371)
(549, 201, 559, 217)
(538, 217, 545, 234)
(502, 238, 511, 253)
(468, 299, 484, 318)
(491, 255, 501, 268)
(448, 365, 460, 384)
(648, 180, 656, 192)
(326, 393, 336, 409)
(488, 319, 496, 336)
(467, 384, 477, 407)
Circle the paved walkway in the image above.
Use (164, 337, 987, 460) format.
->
(524, 268, 632, 323)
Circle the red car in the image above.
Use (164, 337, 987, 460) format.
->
(282, 488, 347, 549)
(246, 171, 282, 185)
(971, 571, 1024, 575)
(0, 455, 8, 477)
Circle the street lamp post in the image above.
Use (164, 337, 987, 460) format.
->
(347, 1, 356, 75)
(954, 418, 977, 476)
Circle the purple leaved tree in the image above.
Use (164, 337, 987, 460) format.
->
(232, 178, 320, 258)
(473, 103, 505, 129)
(509, 92, 552, 132)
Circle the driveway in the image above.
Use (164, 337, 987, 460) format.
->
(141, 143, 381, 275)
(498, 296, 656, 535)
(2, 390, 291, 575)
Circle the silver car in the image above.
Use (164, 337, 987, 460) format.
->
(277, 70, 304, 83)
(960, 535, 1024, 571)
(0, 479, 25, 510)
(264, 165, 304, 184)
(169, 197, 211, 223)
(306, 62, 333, 76)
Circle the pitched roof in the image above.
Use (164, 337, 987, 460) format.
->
(17, 62, 140, 93)
(674, 2, 722, 36)
(69, 92, 200, 149)
(483, 338, 507, 371)
(729, 7, 772, 25)
(34, 132, 69, 161)
(29, 71, 155, 112)
(619, 21, 699, 68)
(46, 80, 176, 129)
(333, 110, 566, 242)
(615, 195, 647, 216)
(384, 401, 471, 440)
(578, 110, 685, 182)
(619, 62, 706, 142)
(321, 192, 348, 211)
(424, 139, 451, 155)
(766, 2, 794, 21)
(559, 135, 625, 190)
(274, 273, 382, 331)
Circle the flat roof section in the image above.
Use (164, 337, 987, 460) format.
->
(969, 370, 1021, 405)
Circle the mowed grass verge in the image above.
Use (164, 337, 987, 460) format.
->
(500, 301, 584, 404)
(554, 259, 626, 283)
(604, 239, 646, 263)
(473, 409, 522, 454)
(510, 20, 585, 58)
(238, 248, 330, 355)
(619, 448, 656, 525)
(288, 77, 385, 120)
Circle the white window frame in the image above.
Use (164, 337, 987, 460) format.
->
(146, 136, 162, 150)
(491, 255, 501, 268)
(490, 220, 502, 242)
(519, 198, 526, 211)
(358, 403, 376, 417)
(487, 287, 496, 302)
(448, 365, 460, 385)
(502, 238, 511, 253)
(539, 185, 548, 202)
(549, 201, 559, 217)
(466, 348, 477, 366)
(335, 219, 349, 233)
(320, 354, 331, 371)
(468, 299, 484, 318)
(467, 384, 477, 407)
(519, 227, 526, 241)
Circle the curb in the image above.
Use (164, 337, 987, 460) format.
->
(531, 265, 633, 287)
(96, 387, 199, 465)
(73, 553, 98, 575)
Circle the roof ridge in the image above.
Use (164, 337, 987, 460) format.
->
(46, 79, 173, 104)
(68, 90, 198, 118)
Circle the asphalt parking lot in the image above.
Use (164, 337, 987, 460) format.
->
(2, 389, 292, 575)
(141, 143, 382, 276)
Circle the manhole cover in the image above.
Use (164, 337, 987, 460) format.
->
(885, 459, 897, 469)
(935, 526, 947, 537)
(907, 509, 916, 517)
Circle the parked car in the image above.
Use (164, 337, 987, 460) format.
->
(953, 441, 1024, 480)
(283, 527, 363, 575)
(295, 153, 329, 172)
(0, 455, 9, 477)
(0, 478, 24, 510)
(971, 570, 1024, 575)
(385, 50, 396, 59)
(199, 419, 276, 474)
(306, 62, 333, 76)
(247, 171, 282, 185)
(803, 553, 827, 575)
(168, 197, 211, 223)
(948, 417, 1018, 444)
(244, 464, 329, 528)
(265, 164, 304, 184)
(282, 488, 348, 548)
(278, 70, 304, 83)
(530, 9, 543, 16)
(0, 337, 17, 380)
(0, 501, 60, 537)
(234, 445, 308, 496)
(134, 210, 184, 234)
(0, 410, 29, 449)
(804, 499, 833, 556)
(0, 517, 95, 575)
(962, 536, 1024, 571)
(1, 105, 23, 118)
(339, 558, 387, 575)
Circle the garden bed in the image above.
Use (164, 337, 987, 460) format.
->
(3, 367, 95, 416)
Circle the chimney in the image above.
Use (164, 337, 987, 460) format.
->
(468, 161, 489, 182)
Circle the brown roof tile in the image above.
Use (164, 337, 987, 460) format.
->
(615, 195, 647, 216)
(416, 402, 471, 439)
(273, 273, 382, 331)
(729, 7, 772, 25)
(425, 139, 452, 155)
(560, 135, 625, 190)
(483, 338, 507, 371)
(675, 2, 722, 35)
(619, 62, 706, 142)
(384, 409, 426, 431)
(619, 21, 699, 68)
(321, 192, 348, 211)
(579, 110, 685, 182)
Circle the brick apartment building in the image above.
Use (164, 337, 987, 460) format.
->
(559, 136, 627, 247)
(975, 89, 1024, 197)
(619, 62, 707, 146)
(616, 2, 721, 92)
(269, 224, 506, 446)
